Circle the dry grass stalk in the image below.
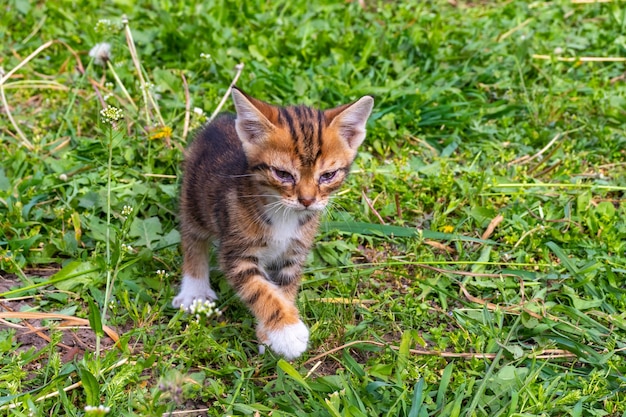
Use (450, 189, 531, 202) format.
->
(181, 70, 191, 141)
(481, 214, 504, 241)
(533, 54, 626, 62)
(207, 63, 245, 124)
(0, 311, 120, 342)
(303, 339, 577, 368)
(509, 132, 562, 166)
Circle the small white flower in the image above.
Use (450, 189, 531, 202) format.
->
(200, 52, 211, 60)
(188, 299, 222, 322)
(100, 105, 124, 124)
(89, 42, 112, 66)
(553, 46, 564, 55)
(95, 19, 111, 29)
(121, 205, 133, 216)
(193, 107, 205, 116)
(94, 19, 120, 34)
(84, 404, 111, 415)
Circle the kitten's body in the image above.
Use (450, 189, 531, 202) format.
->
(174, 89, 373, 359)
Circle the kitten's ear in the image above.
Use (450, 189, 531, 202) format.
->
(325, 96, 374, 150)
(231, 87, 278, 144)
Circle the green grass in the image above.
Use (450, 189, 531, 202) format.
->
(1, 0, 626, 415)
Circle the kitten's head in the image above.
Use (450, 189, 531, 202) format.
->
(231, 88, 374, 213)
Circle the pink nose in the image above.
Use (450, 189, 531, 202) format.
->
(299, 197, 315, 207)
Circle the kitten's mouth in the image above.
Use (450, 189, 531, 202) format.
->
(297, 203, 325, 212)
(278, 199, 324, 212)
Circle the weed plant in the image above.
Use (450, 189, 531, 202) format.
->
(0, 0, 625, 416)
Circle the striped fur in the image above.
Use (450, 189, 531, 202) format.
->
(174, 88, 373, 359)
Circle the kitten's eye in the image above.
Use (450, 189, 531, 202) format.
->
(271, 167, 295, 183)
(319, 170, 338, 183)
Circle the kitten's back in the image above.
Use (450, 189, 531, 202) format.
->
(184, 113, 246, 180)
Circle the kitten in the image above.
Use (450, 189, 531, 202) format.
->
(173, 88, 374, 359)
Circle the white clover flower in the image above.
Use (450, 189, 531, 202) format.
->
(100, 105, 123, 124)
(89, 42, 112, 66)
(193, 107, 205, 116)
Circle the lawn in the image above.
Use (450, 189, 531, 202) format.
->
(1, 0, 625, 415)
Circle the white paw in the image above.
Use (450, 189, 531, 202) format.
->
(172, 274, 218, 311)
(265, 320, 309, 360)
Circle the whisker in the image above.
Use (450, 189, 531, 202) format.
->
(324, 197, 350, 221)
(216, 173, 259, 178)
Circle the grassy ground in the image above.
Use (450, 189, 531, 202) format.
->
(1, 0, 625, 415)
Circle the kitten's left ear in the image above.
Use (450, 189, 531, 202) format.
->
(325, 96, 374, 150)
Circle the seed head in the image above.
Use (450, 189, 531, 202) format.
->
(89, 42, 112, 66)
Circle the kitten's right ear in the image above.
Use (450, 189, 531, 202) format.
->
(231, 88, 277, 144)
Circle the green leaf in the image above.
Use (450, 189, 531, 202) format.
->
(0, 167, 10, 193)
(408, 378, 425, 417)
(51, 261, 100, 291)
(502, 344, 524, 360)
(562, 285, 603, 310)
(545, 241, 579, 276)
(77, 366, 99, 406)
(321, 221, 496, 244)
(277, 359, 310, 390)
(87, 297, 104, 338)
(155, 228, 180, 250)
(595, 201, 616, 220)
(0, 261, 100, 298)
(129, 217, 163, 249)
(396, 330, 416, 379)
(342, 351, 365, 379)
(436, 363, 454, 409)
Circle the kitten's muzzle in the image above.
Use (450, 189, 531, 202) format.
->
(298, 196, 316, 208)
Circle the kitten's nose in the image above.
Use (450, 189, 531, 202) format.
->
(299, 197, 316, 208)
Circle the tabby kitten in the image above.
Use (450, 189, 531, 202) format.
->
(174, 88, 374, 359)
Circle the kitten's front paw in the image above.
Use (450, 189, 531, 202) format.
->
(265, 320, 309, 360)
(172, 274, 218, 311)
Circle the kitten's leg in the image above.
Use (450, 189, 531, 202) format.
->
(269, 262, 303, 304)
(223, 255, 308, 360)
(173, 233, 217, 310)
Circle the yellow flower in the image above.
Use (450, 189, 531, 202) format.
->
(149, 125, 172, 140)
(441, 225, 454, 233)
